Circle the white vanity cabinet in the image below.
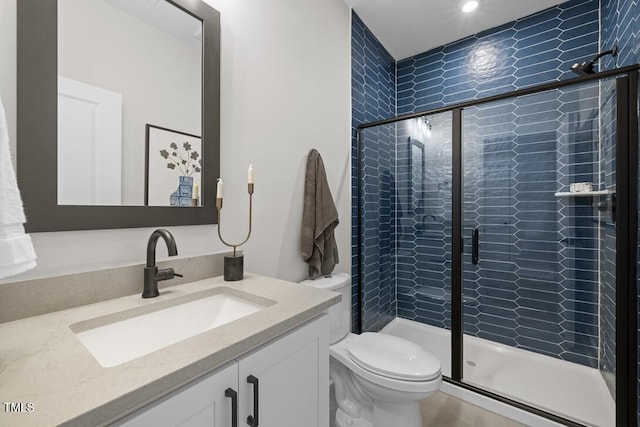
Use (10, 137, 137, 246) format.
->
(114, 362, 238, 427)
(113, 314, 329, 427)
(238, 313, 329, 427)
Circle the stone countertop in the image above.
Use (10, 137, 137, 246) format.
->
(0, 274, 340, 426)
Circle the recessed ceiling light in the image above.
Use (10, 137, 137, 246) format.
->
(462, 1, 479, 13)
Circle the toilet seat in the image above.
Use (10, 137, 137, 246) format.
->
(330, 338, 441, 395)
(347, 333, 440, 382)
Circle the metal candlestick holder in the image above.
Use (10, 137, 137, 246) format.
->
(217, 183, 254, 281)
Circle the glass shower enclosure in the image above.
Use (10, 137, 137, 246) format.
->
(356, 67, 639, 427)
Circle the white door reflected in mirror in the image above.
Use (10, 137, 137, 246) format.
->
(58, 77, 122, 205)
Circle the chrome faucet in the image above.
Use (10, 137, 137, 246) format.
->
(142, 229, 182, 298)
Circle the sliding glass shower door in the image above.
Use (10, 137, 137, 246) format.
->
(357, 67, 638, 427)
(460, 78, 618, 426)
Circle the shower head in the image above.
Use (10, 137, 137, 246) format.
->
(570, 46, 618, 76)
(570, 61, 595, 76)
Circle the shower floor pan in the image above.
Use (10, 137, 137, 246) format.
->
(381, 317, 615, 427)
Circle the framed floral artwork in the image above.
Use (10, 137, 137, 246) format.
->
(145, 124, 202, 206)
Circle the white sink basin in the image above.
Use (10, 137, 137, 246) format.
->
(72, 288, 272, 367)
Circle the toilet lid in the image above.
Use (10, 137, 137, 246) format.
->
(347, 333, 440, 382)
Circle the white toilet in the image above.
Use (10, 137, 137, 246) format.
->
(301, 273, 441, 427)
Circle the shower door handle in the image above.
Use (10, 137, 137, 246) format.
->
(472, 228, 479, 265)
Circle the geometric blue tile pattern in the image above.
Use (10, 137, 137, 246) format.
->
(601, 0, 640, 70)
(351, 12, 397, 333)
(352, 2, 640, 418)
(600, 0, 640, 421)
(359, 124, 398, 332)
(393, 113, 454, 330)
(387, 82, 603, 368)
(396, 0, 599, 114)
(392, 0, 601, 365)
(601, 0, 640, 417)
(598, 78, 618, 400)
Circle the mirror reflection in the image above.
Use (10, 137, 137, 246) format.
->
(57, 0, 202, 206)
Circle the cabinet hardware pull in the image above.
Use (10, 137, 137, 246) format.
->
(225, 388, 238, 427)
(224, 387, 238, 427)
(246, 375, 259, 426)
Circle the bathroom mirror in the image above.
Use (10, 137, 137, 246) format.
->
(17, 0, 220, 231)
(57, 0, 203, 207)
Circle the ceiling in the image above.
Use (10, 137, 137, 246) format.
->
(104, 0, 202, 47)
(344, 0, 568, 60)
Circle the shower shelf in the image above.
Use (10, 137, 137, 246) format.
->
(554, 190, 610, 197)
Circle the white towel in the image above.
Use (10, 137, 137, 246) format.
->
(0, 95, 37, 279)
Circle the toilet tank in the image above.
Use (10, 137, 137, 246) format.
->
(300, 273, 351, 344)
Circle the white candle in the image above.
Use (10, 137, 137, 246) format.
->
(216, 178, 223, 199)
(248, 164, 255, 184)
(193, 183, 199, 199)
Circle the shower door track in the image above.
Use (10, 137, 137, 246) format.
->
(356, 64, 640, 427)
(357, 64, 640, 130)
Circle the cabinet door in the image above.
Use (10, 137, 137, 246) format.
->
(238, 315, 329, 427)
(112, 362, 238, 427)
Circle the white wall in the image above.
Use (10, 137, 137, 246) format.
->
(0, 0, 351, 284)
(203, 0, 352, 281)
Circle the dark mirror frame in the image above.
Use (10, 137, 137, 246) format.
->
(17, 0, 220, 232)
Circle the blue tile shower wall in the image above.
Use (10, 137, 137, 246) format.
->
(601, 0, 640, 415)
(360, 126, 398, 332)
(393, 114, 453, 329)
(598, 79, 618, 400)
(396, 0, 599, 114)
(351, 12, 396, 333)
(390, 0, 601, 366)
(602, 0, 640, 69)
(352, 0, 640, 419)
(403, 83, 602, 366)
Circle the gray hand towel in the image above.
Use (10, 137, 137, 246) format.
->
(300, 149, 339, 278)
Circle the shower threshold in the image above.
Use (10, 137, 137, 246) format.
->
(381, 317, 615, 427)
